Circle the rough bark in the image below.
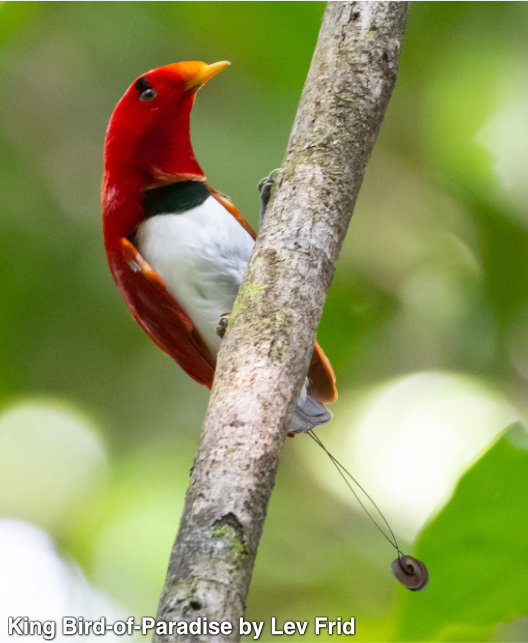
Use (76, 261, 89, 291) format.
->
(154, 2, 409, 641)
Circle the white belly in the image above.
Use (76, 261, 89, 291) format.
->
(135, 196, 254, 356)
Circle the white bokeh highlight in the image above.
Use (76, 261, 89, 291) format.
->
(0, 401, 108, 531)
(305, 372, 521, 541)
(0, 519, 131, 642)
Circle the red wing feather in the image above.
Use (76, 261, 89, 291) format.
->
(109, 201, 337, 404)
(209, 188, 257, 240)
(309, 342, 338, 403)
(108, 238, 215, 387)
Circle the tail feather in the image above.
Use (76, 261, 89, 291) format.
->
(290, 378, 332, 433)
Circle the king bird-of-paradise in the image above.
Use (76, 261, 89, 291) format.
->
(101, 61, 428, 590)
(102, 60, 337, 433)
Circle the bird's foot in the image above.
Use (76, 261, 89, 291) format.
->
(216, 312, 231, 339)
(258, 168, 283, 227)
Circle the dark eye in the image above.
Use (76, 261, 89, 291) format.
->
(139, 87, 157, 102)
(135, 76, 157, 102)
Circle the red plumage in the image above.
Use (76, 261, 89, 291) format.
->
(102, 61, 337, 405)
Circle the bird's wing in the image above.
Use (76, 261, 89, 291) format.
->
(208, 188, 258, 240)
(308, 342, 338, 403)
(108, 237, 216, 387)
(209, 188, 338, 404)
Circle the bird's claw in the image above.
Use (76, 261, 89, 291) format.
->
(258, 168, 283, 225)
(216, 312, 231, 339)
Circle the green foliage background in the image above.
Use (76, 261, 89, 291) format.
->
(1, 2, 528, 642)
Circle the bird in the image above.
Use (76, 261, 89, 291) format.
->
(101, 61, 428, 589)
(102, 60, 337, 433)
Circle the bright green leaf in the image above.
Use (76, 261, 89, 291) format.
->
(397, 423, 528, 641)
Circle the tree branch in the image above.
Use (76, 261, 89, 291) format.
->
(154, 2, 409, 641)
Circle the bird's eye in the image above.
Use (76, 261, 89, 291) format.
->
(135, 77, 157, 102)
(139, 87, 157, 102)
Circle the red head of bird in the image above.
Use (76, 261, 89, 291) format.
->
(102, 60, 230, 240)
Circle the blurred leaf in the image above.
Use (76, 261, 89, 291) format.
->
(396, 423, 528, 641)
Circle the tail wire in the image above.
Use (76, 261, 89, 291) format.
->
(306, 429, 404, 559)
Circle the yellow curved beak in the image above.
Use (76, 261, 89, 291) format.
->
(184, 60, 231, 90)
